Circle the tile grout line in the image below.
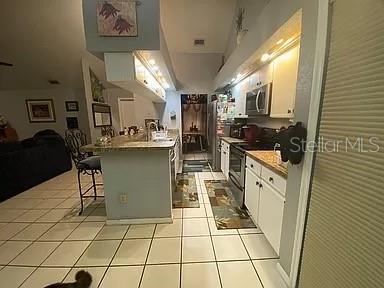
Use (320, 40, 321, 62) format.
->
(179, 205, 184, 288)
(96, 224, 132, 288)
(206, 210, 223, 288)
(238, 233, 265, 288)
(137, 224, 157, 288)
(201, 172, 224, 288)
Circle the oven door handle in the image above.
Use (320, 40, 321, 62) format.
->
(229, 172, 243, 191)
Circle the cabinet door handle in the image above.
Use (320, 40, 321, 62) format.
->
(288, 109, 292, 114)
(259, 183, 263, 188)
(250, 164, 254, 168)
(256, 181, 260, 186)
(269, 177, 274, 183)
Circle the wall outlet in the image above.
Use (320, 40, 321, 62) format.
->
(120, 194, 128, 204)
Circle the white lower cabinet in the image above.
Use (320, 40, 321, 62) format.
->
(245, 168, 261, 223)
(220, 141, 230, 179)
(244, 156, 286, 255)
(258, 180, 285, 254)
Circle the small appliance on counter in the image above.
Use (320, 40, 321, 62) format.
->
(229, 118, 246, 139)
(242, 124, 261, 143)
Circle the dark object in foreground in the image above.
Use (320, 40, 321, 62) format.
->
(0, 129, 72, 202)
(279, 122, 307, 165)
(44, 270, 92, 288)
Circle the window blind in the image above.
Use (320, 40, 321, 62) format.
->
(298, 0, 384, 287)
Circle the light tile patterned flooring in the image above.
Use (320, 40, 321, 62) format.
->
(183, 152, 209, 161)
(0, 164, 287, 288)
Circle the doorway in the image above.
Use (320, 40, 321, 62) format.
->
(118, 98, 135, 131)
(181, 94, 208, 158)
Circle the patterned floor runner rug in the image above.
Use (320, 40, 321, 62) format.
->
(182, 160, 211, 173)
(204, 180, 256, 229)
(173, 173, 200, 208)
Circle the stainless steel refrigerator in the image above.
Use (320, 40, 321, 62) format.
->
(208, 100, 232, 171)
(207, 100, 220, 171)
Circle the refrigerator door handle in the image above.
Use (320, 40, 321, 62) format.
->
(255, 90, 261, 112)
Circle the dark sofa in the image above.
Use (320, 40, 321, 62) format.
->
(0, 130, 72, 201)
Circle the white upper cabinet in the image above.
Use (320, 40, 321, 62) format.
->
(249, 71, 260, 90)
(249, 63, 273, 91)
(270, 45, 300, 118)
(233, 77, 249, 117)
(259, 63, 274, 87)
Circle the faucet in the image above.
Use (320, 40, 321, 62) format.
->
(147, 121, 159, 132)
(146, 121, 159, 140)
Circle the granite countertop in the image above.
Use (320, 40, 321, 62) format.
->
(81, 130, 179, 153)
(220, 136, 244, 144)
(246, 150, 288, 179)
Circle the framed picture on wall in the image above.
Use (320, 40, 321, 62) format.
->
(96, 0, 138, 37)
(92, 103, 112, 127)
(26, 99, 56, 123)
(65, 101, 79, 112)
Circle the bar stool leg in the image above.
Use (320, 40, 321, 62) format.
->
(91, 170, 97, 200)
(78, 169, 84, 215)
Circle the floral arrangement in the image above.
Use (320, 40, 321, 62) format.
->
(235, 8, 248, 44)
(235, 8, 246, 34)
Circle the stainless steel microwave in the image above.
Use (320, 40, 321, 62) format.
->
(245, 83, 272, 116)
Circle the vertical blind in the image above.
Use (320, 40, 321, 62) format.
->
(298, 0, 384, 287)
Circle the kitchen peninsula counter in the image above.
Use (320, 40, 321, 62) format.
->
(81, 130, 179, 153)
(81, 130, 180, 225)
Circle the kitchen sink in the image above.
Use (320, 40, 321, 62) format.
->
(151, 131, 171, 141)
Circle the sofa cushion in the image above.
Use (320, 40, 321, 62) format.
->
(21, 138, 37, 149)
(0, 141, 22, 155)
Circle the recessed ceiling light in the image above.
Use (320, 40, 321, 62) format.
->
(148, 59, 156, 65)
(276, 38, 284, 45)
(261, 53, 271, 62)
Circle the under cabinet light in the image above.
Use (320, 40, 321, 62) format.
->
(261, 53, 271, 62)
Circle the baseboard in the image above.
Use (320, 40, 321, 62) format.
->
(277, 262, 290, 287)
(106, 217, 173, 225)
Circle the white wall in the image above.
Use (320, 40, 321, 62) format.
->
(107, 87, 165, 132)
(81, 52, 109, 142)
(224, 0, 269, 61)
(161, 90, 182, 132)
(0, 88, 88, 139)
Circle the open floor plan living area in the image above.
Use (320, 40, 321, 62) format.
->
(0, 0, 383, 288)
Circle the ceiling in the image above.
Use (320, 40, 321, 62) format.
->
(0, 0, 87, 90)
(0, 0, 238, 91)
(160, 0, 237, 53)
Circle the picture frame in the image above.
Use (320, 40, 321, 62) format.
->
(26, 99, 56, 123)
(65, 101, 79, 112)
(96, 0, 138, 37)
(92, 103, 112, 127)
